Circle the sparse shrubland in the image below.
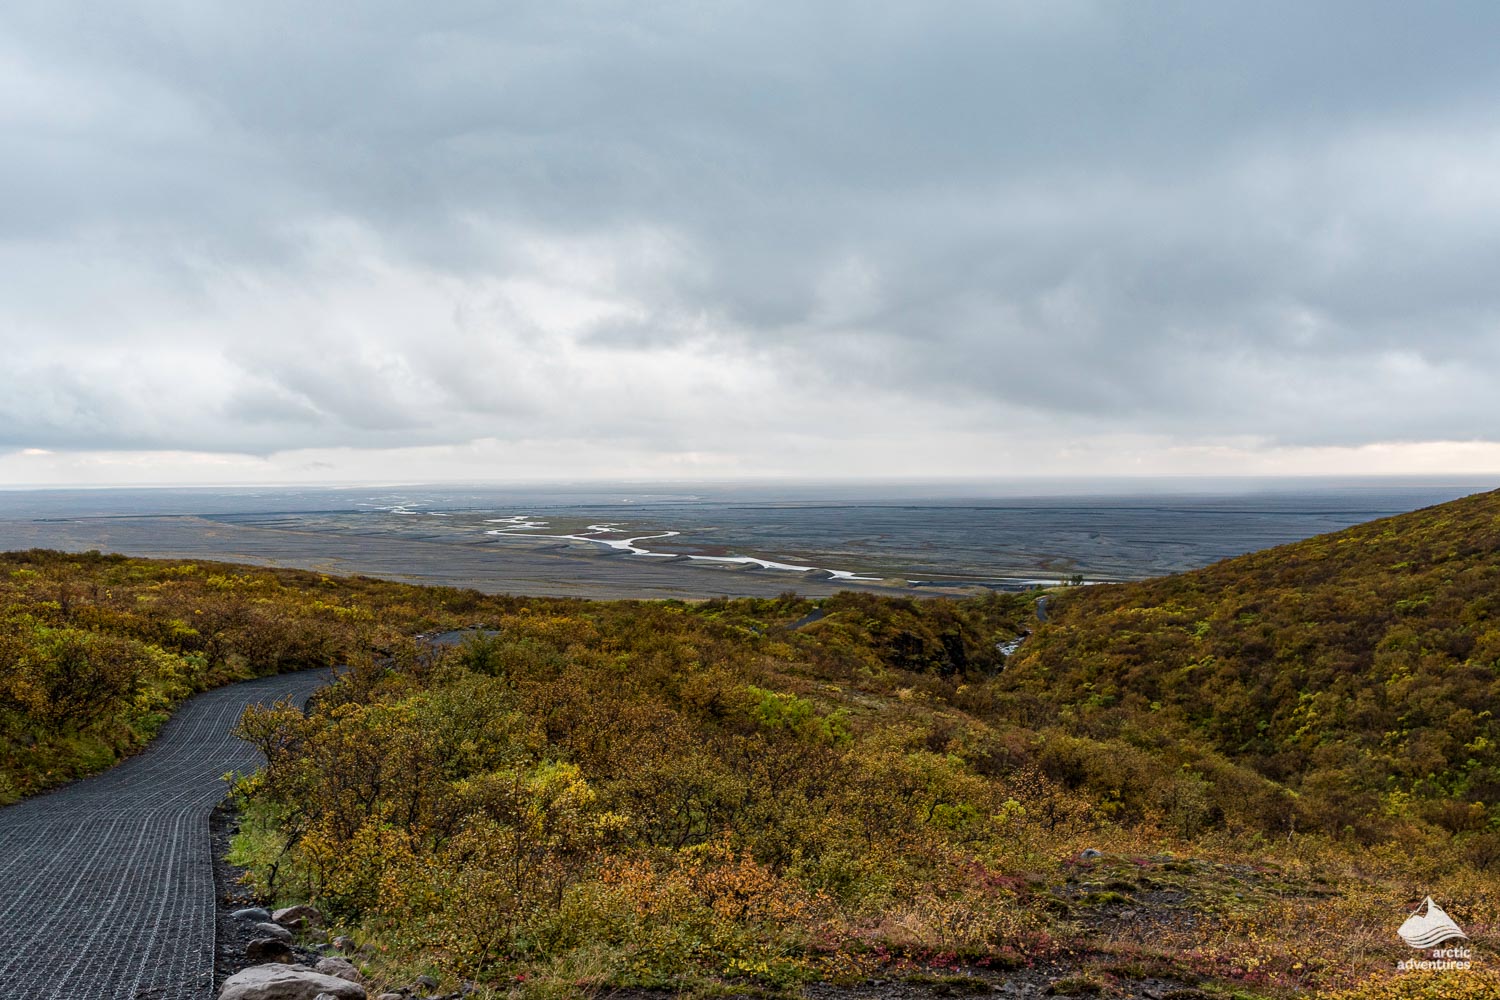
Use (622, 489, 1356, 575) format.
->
(9, 491, 1500, 998)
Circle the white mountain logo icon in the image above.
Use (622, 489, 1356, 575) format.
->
(1398, 897, 1469, 949)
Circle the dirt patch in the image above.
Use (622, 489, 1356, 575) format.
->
(802, 967, 1210, 999)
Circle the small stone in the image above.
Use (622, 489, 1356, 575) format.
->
(1080, 848, 1103, 860)
(254, 922, 294, 943)
(274, 903, 325, 928)
(245, 937, 295, 963)
(377, 995, 405, 1000)
(314, 957, 364, 984)
(412, 975, 439, 990)
(232, 907, 274, 923)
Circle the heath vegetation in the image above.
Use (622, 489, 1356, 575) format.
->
(7, 490, 1500, 998)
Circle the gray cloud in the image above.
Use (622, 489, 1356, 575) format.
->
(3, 1, 1500, 474)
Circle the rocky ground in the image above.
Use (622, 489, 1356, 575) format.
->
(213, 802, 324, 987)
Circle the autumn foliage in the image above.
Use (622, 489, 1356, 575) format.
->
(10, 491, 1500, 997)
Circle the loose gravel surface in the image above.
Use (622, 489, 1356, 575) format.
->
(0, 668, 333, 999)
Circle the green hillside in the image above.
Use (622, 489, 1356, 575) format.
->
(1005, 486, 1500, 845)
(0, 549, 485, 801)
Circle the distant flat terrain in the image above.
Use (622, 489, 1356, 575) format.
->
(0, 479, 1489, 599)
(0, 514, 913, 599)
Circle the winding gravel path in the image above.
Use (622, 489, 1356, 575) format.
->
(0, 668, 334, 999)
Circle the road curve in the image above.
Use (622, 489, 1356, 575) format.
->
(0, 668, 334, 999)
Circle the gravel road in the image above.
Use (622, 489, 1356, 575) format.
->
(0, 668, 334, 999)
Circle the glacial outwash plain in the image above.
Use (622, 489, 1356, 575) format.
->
(0, 480, 1482, 599)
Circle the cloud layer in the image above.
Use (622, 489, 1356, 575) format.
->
(4, 2, 1500, 481)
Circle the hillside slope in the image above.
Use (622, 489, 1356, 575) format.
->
(1005, 486, 1500, 841)
(9, 508, 1500, 999)
(0, 549, 503, 801)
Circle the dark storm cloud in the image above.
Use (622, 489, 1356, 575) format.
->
(3, 0, 1500, 464)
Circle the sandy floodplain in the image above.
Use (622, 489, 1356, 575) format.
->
(0, 514, 934, 600)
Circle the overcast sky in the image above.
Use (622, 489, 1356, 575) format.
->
(4, 1, 1500, 485)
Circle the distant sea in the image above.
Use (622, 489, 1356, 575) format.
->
(0, 478, 1491, 596)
